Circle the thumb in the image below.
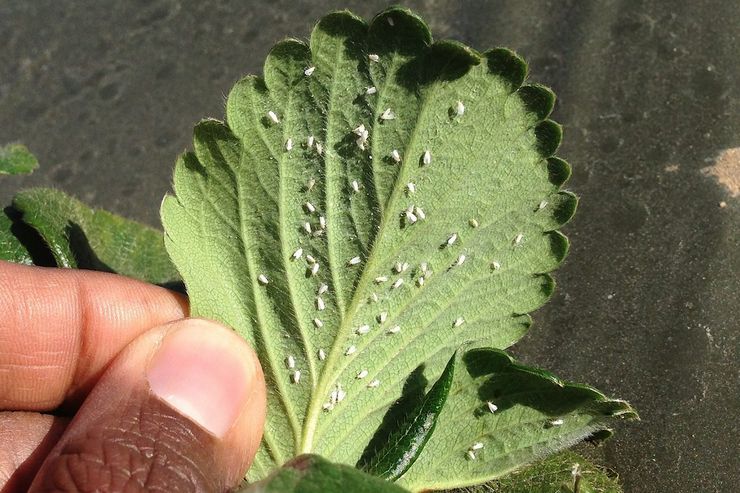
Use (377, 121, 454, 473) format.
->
(29, 319, 266, 493)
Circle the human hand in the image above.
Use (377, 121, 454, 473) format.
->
(0, 261, 266, 492)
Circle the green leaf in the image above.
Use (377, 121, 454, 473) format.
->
(460, 450, 623, 493)
(358, 353, 455, 480)
(397, 349, 636, 490)
(160, 6, 609, 485)
(0, 143, 39, 176)
(13, 188, 180, 286)
(0, 208, 34, 264)
(0, 205, 57, 266)
(238, 454, 410, 493)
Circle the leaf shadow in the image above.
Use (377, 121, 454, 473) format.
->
(3, 205, 56, 266)
(395, 42, 478, 92)
(464, 349, 601, 419)
(65, 222, 186, 293)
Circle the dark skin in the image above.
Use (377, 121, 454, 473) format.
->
(0, 261, 267, 492)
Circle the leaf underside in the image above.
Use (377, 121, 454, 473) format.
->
(12, 188, 180, 286)
(161, 6, 630, 490)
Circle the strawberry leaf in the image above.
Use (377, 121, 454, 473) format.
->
(161, 7, 630, 489)
(13, 188, 179, 286)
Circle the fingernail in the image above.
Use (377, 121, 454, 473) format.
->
(146, 320, 253, 438)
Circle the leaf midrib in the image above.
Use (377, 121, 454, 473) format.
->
(301, 56, 446, 453)
(300, 32, 364, 452)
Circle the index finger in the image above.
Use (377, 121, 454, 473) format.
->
(0, 261, 188, 411)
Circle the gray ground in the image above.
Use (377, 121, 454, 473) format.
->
(1, 1, 738, 491)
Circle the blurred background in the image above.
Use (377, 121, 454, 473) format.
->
(1, 1, 737, 491)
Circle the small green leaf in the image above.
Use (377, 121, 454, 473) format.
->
(0, 209, 33, 264)
(0, 205, 57, 266)
(238, 454, 410, 493)
(13, 188, 180, 286)
(396, 349, 636, 491)
(462, 449, 623, 493)
(358, 353, 455, 480)
(0, 143, 39, 176)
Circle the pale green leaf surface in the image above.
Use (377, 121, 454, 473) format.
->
(397, 349, 635, 490)
(0, 143, 39, 176)
(13, 188, 180, 285)
(161, 7, 587, 484)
